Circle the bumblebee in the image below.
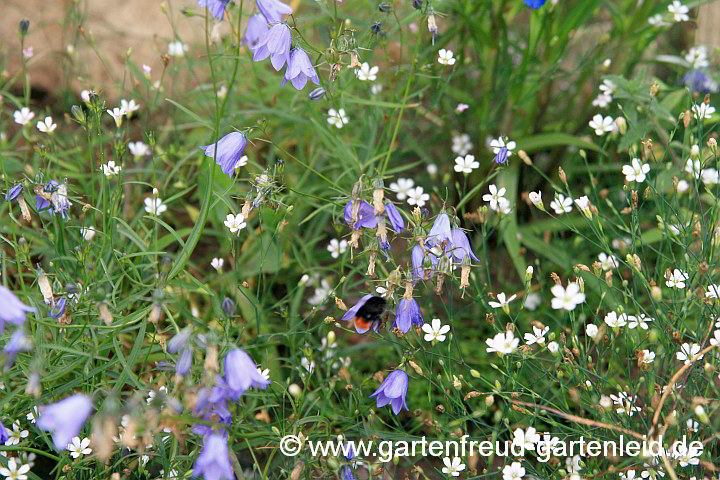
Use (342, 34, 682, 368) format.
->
(353, 296, 387, 333)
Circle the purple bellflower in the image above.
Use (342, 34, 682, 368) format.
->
(4, 328, 32, 367)
(369, 369, 409, 415)
(5, 184, 23, 202)
(252, 23, 292, 71)
(341, 294, 379, 334)
(0, 286, 35, 333)
(282, 48, 320, 90)
(192, 433, 234, 480)
(200, 132, 248, 177)
(450, 229, 480, 262)
(197, 0, 231, 19)
(192, 388, 232, 437)
(494, 146, 509, 164)
(394, 298, 423, 333)
(222, 349, 271, 396)
(341, 466, 356, 480)
(343, 201, 404, 232)
(168, 329, 191, 353)
(384, 203, 405, 232)
(426, 213, 452, 247)
(177, 348, 193, 376)
(49, 297, 67, 319)
(35, 180, 72, 218)
(524, 0, 546, 8)
(244, 14, 269, 49)
(36, 394, 93, 450)
(256, 0, 293, 24)
(683, 70, 717, 94)
(0, 422, 8, 444)
(411, 245, 425, 281)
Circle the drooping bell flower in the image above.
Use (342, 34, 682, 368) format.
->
(0, 422, 8, 444)
(282, 48, 320, 90)
(244, 14, 269, 49)
(344, 200, 378, 230)
(426, 213, 452, 247)
(252, 23, 292, 71)
(5, 183, 31, 221)
(0, 286, 35, 333)
(35, 180, 72, 218)
(176, 348, 193, 376)
(384, 203, 404, 232)
(256, 0, 292, 24)
(411, 245, 425, 280)
(192, 433, 234, 480)
(196, 0, 231, 19)
(36, 394, 93, 450)
(524, 0, 546, 8)
(192, 388, 232, 437)
(3, 328, 31, 367)
(369, 369, 409, 415)
(494, 146, 509, 164)
(222, 349, 271, 396)
(200, 132, 248, 177)
(49, 297, 67, 319)
(393, 298, 423, 333)
(450, 228, 480, 262)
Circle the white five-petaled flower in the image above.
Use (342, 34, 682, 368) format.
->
(483, 184, 510, 212)
(128, 141, 151, 157)
(327, 108, 349, 128)
(406, 186, 430, 207)
(211, 258, 224, 272)
(0, 458, 30, 480)
(451, 134, 473, 156)
(692, 103, 715, 121)
(442, 456, 465, 477)
(512, 427, 541, 452)
(676, 343, 702, 365)
(592, 93, 612, 108)
(389, 178, 415, 200)
(36, 116, 57, 134)
(5, 423, 28, 446)
(144, 197, 167, 216)
(456, 103, 469, 113)
(610, 391, 641, 416)
(648, 14, 671, 26)
(685, 46, 709, 69)
(101, 161, 122, 177)
(107, 107, 125, 128)
(628, 314, 653, 330)
(666, 269, 689, 289)
(371, 84, 383, 95)
(235, 156, 249, 171)
(641, 349, 656, 364)
(574, 196, 591, 217)
(528, 191, 543, 208)
(355, 63, 379, 81)
(488, 292, 517, 310)
(13, 108, 35, 126)
(490, 136, 516, 157)
(67, 437, 92, 459)
(598, 253, 618, 271)
(705, 284, 720, 299)
(586, 324, 599, 338)
(547, 341, 559, 353)
(502, 461, 526, 480)
(599, 79, 616, 95)
(549, 194, 572, 215)
(120, 99, 141, 117)
(224, 213, 247, 234)
(685, 158, 701, 178)
(485, 331, 519, 355)
(256, 367, 270, 380)
(524, 326, 549, 345)
(437, 49, 456, 66)
(622, 158, 650, 183)
(327, 238, 348, 258)
(550, 282, 585, 311)
(667, 1, 689, 22)
(454, 154, 479, 174)
(422, 318, 451, 343)
(604, 311, 628, 328)
(589, 114, 615, 135)
(168, 41, 189, 56)
(80, 227, 96, 241)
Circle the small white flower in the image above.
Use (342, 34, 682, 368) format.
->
(82, 227, 97, 241)
(455, 103, 469, 113)
(67, 437, 92, 459)
(490, 136, 516, 157)
(5, 422, 29, 446)
(610, 391, 641, 416)
(589, 114, 615, 135)
(406, 186, 430, 207)
(128, 141, 151, 157)
(168, 41, 189, 56)
(120, 99, 140, 117)
(641, 349, 656, 364)
(488, 292, 517, 310)
(143, 64, 152, 77)
(454, 154, 479, 174)
(451, 134, 473, 156)
(709, 329, 720, 346)
(22, 47, 34, 59)
(685, 158, 701, 178)
(224, 213, 247, 234)
(502, 461, 525, 480)
(485, 331, 519, 355)
(648, 14, 670, 26)
(36, 116, 57, 134)
(442, 456, 465, 477)
(599, 79, 616, 95)
(574, 196, 591, 217)
(437, 49, 456, 66)
(107, 107, 125, 128)
(622, 158, 650, 183)
(551, 283, 585, 311)
(592, 93, 612, 108)
(628, 314, 653, 330)
(483, 184, 510, 212)
(101, 161, 122, 177)
(355, 62, 379, 81)
(217, 85, 228, 99)
(26, 407, 38, 424)
(144, 196, 167, 216)
(666, 269, 689, 289)
(523, 293, 541, 311)
(524, 326, 549, 345)
(667, 1, 689, 22)
(211, 258, 224, 272)
(528, 191, 543, 208)
(676, 343, 702, 365)
(547, 341, 559, 353)
(422, 318, 451, 343)
(370, 84, 383, 95)
(604, 311, 627, 328)
(256, 367, 270, 381)
(512, 427, 541, 452)
(327, 238, 348, 258)
(598, 253, 618, 271)
(235, 155, 249, 171)
(301, 356, 315, 373)
(389, 178, 415, 200)
(705, 284, 720, 299)
(0, 458, 30, 480)
(586, 324, 599, 338)
(327, 108, 349, 128)
(685, 46, 709, 69)
(677, 180, 689, 193)
(692, 103, 715, 120)
(550, 194, 572, 215)
(13, 108, 35, 126)
(701, 168, 719, 185)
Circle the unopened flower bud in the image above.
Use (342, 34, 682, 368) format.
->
(615, 117, 627, 135)
(427, 14, 437, 45)
(412, 0, 423, 9)
(222, 297, 236, 317)
(19, 19, 30, 35)
(525, 266, 533, 282)
(558, 167, 567, 186)
(708, 137, 717, 151)
(308, 87, 325, 100)
(378, 2, 392, 12)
